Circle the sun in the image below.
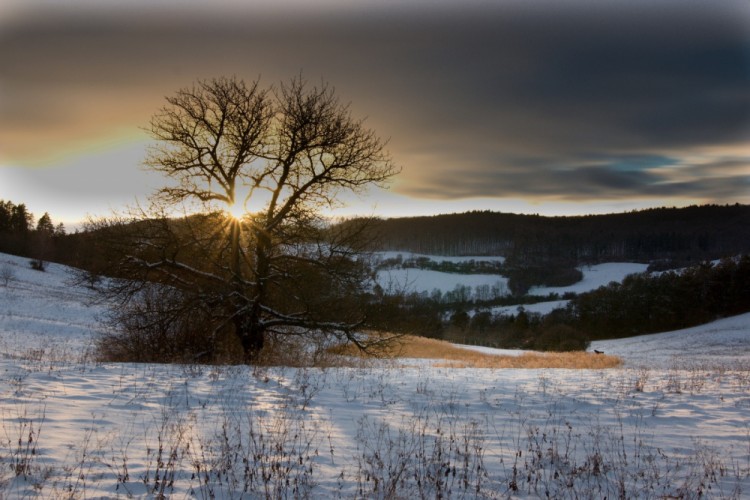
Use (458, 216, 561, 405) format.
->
(226, 200, 246, 222)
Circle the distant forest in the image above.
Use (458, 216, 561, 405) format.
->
(4, 201, 749, 292)
(357, 204, 750, 264)
(4, 202, 748, 269)
(369, 255, 750, 351)
(3, 199, 750, 351)
(0, 199, 68, 270)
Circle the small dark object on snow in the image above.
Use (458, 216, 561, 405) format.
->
(593, 349, 604, 354)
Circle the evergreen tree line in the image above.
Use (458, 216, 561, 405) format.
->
(366, 256, 750, 351)
(569, 255, 750, 340)
(0, 199, 35, 255)
(0, 199, 68, 268)
(357, 205, 750, 265)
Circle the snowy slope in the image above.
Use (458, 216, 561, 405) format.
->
(0, 252, 106, 360)
(1, 252, 749, 498)
(530, 262, 650, 295)
(591, 312, 750, 367)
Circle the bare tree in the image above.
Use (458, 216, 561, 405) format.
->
(102, 76, 399, 362)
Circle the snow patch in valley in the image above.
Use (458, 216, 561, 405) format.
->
(376, 268, 508, 295)
(374, 251, 506, 264)
(376, 260, 650, 298)
(530, 262, 650, 296)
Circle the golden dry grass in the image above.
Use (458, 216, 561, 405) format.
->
(332, 334, 622, 369)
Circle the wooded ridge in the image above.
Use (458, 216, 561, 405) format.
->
(350, 204, 750, 264)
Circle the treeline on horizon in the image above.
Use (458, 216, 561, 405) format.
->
(355, 204, 750, 264)
(4, 200, 749, 269)
(0, 199, 69, 269)
(3, 199, 750, 352)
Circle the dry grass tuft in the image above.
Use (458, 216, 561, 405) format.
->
(331, 334, 622, 369)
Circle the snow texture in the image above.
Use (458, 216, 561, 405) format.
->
(376, 260, 650, 299)
(1, 252, 749, 498)
(530, 262, 650, 296)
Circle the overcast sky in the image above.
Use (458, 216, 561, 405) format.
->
(1, 0, 749, 225)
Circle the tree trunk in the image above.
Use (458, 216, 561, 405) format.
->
(237, 313, 264, 361)
(239, 226, 272, 362)
(227, 219, 266, 361)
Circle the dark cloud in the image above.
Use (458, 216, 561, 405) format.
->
(1, 0, 749, 209)
(401, 153, 750, 202)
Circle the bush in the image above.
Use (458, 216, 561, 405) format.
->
(96, 284, 364, 366)
(96, 285, 241, 363)
(534, 324, 590, 352)
(1, 264, 14, 286)
(29, 259, 46, 272)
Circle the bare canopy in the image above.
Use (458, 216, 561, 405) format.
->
(101, 76, 399, 362)
(146, 76, 396, 215)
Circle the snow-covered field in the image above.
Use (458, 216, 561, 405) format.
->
(374, 252, 506, 265)
(531, 262, 650, 296)
(374, 252, 508, 296)
(592, 313, 750, 367)
(1, 252, 749, 498)
(376, 267, 509, 296)
(376, 259, 649, 300)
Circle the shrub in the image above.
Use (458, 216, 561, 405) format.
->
(96, 285, 241, 363)
(96, 284, 365, 366)
(534, 324, 590, 352)
(29, 259, 46, 272)
(0, 263, 14, 286)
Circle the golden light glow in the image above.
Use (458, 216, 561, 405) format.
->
(226, 200, 246, 222)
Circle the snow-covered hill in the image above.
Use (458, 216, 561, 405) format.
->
(1, 252, 749, 498)
(591, 312, 750, 367)
(0, 252, 106, 360)
(2, 251, 740, 366)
